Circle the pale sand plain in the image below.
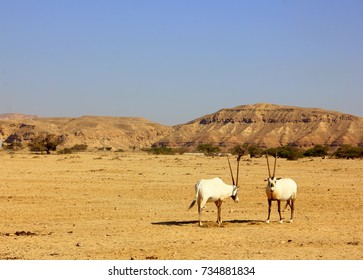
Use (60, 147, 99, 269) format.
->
(0, 151, 362, 260)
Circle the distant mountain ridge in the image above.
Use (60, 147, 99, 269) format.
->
(0, 104, 362, 151)
(155, 103, 363, 149)
(0, 113, 38, 120)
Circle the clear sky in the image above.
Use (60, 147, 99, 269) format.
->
(1, 0, 362, 125)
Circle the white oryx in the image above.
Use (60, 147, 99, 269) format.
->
(188, 155, 242, 226)
(265, 152, 297, 224)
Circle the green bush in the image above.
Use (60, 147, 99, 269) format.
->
(304, 144, 330, 158)
(58, 144, 88, 154)
(248, 145, 264, 158)
(72, 144, 88, 151)
(229, 144, 248, 156)
(266, 146, 303, 160)
(29, 133, 64, 154)
(147, 146, 176, 155)
(333, 145, 363, 159)
(281, 146, 303, 160)
(197, 143, 220, 155)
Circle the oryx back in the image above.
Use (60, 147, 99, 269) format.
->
(198, 178, 234, 203)
(279, 178, 297, 200)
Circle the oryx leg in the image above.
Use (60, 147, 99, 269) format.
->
(277, 200, 283, 223)
(290, 199, 295, 223)
(197, 196, 205, 226)
(215, 200, 223, 225)
(283, 200, 291, 212)
(198, 204, 202, 226)
(266, 199, 272, 223)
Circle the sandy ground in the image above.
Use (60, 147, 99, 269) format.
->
(0, 151, 362, 260)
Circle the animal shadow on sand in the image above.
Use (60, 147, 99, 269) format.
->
(151, 219, 263, 227)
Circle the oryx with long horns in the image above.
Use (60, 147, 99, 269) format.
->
(188, 155, 242, 226)
(265, 152, 298, 223)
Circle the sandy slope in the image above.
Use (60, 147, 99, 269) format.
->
(0, 151, 362, 260)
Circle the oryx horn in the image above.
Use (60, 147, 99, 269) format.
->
(236, 154, 242, 187)
(227, 156, 235, 186)
(273, 150, 277, 178)
(266, 152, 271, 178)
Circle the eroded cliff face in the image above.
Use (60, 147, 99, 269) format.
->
(197, 104, 358, 125)
(155, 104, 363, 149)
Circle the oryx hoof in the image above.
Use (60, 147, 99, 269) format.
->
(279, 220, 284, 224)
(266, 220, 270, 224)
(289, 219, 293, 223)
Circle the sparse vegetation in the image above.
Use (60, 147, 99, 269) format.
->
(229, 144, 248, 156)
(333, 145, 363, 159)
(304, 144, 330, 158)
(141, 142, 363, 160)
(58, 144, 88, 154)
(72, 144, 88, 151)
(227, 143, 363, 160)
(279, 146, 304, 160)
(196, 143, 220, 155)
(146, 146, 176, 155)
(28, 133, 64, 154)
(247, 145, 264, 158)
(265, 146, 304, 160)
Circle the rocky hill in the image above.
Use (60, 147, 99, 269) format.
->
(1, 104, 362, 151)
(154, 103, 363, 150)
(0, 116, 173, 151)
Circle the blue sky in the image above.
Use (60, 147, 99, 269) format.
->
(1, 0, 362, 125)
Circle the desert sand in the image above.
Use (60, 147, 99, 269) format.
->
(0, 151, 362, 260)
